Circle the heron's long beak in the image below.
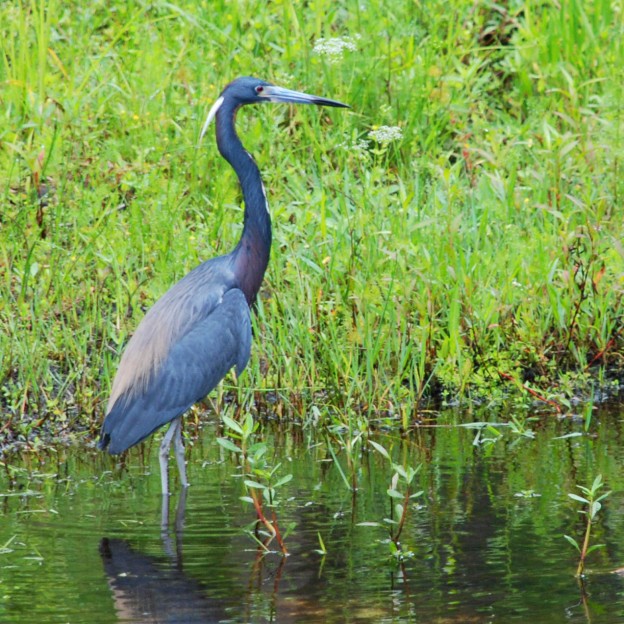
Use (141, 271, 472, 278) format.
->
(261, 85, 349, 109)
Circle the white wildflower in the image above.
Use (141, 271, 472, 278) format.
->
(367, 125, 403, 144)
(313, 35, 360, 64)
(337, 135, 371, 162)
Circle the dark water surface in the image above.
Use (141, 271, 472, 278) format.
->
(2, 406, 624, 623)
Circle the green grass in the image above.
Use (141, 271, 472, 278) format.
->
(1, 0, 623, 442)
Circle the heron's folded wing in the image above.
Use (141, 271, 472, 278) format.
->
(101, 288, 251, 454)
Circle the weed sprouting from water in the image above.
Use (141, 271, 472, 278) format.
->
(218, 412, 290, 554)
(564, 474, 611, 577)
(366, 440, 423, 561)
(314, 531, 328, 556)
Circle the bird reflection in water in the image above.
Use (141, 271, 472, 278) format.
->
(100, 536, 233, 622)
(99, 491, 291, 623)
(99, 491, 222, 623)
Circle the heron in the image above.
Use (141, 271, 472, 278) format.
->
(98, 77, 348, 496)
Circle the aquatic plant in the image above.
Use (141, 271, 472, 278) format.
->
(218, 412, 290, 554)
(564, 474, 611, 577)
(367, 440, 423, 561)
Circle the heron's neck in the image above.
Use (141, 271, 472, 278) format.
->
(216, 103, 272, 304)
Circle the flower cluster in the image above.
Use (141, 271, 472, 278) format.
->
(367, 125, 403, 144)
(313, 36, 360, 63)
(336, 137, 371, 162)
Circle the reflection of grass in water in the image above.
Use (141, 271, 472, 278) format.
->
(1, 0, 623, 443)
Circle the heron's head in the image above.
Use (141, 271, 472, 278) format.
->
(200, 76, 348, 139)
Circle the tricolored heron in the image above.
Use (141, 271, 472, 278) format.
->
(98, 77, 348, 495)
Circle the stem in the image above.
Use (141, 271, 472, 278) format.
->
(250, 488, 274, 537)
(244, 456, 288, 555)
(585, 325, 623, 370)
(576, 513, 593, 578)
(270, 509, 288, 555)
(392, 486, 411, 545)
(497, 370, 562, 413)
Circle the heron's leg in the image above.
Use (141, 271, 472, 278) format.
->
(159, 419, 179, 497)
(172, 419, 189, 489)
(161, 493, 171, 542)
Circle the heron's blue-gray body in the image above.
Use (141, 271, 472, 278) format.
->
(101, 256, 252, 454)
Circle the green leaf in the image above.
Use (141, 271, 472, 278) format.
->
(248, 443, 267, 460)
(387, 488, 403, 499)
(316, 532, 327, 555)
(563, 534, 581, 552)
(404, 467, 417, 483)
(393, 465, 408, 480)
(369, 440, 390, 460)
(273, 474, 293, 488)
(297, 255, 323, 274)
(242, 412, 256, 436)
(244, 480, 266, 490)
(568, 493, 589, 504)
(268, 463, 282, 478)
(552, 432, 583, 440)
(486, 424, 502, 437)
(590, 501, 602, 519)
(221, 415, 243, 435)
(216, 437, 241, 454)
(586, 543, 606, 555)
(591, 474, 603, 492)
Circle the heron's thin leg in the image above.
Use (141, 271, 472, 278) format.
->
(161, 495, 170, 527)
(161, 494, 171, 546)
(173, 420, 189, 489)
(159, 419, 179, 497)
(175, 486, 188, 533)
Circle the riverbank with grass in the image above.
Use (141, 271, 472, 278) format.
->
(1, 0, 623, 448)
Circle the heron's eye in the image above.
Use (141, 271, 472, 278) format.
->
(255, 85, 264, 94)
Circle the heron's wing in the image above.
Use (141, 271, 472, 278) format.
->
(106, 260, 237, 412)
(100, 288, 251, 454)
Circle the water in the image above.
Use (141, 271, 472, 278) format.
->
(2, 407, 624, 623)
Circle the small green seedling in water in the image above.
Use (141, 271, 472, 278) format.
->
(217, 411, 257, 456)
(218, 412, 291, 554)
(368, 440, 423, 561)
(564, 474, 611, 577)
(508, 414, 536, 440)
(583, 398, 595, 433)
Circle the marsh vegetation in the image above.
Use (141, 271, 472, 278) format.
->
(1, 0, 622, 445)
